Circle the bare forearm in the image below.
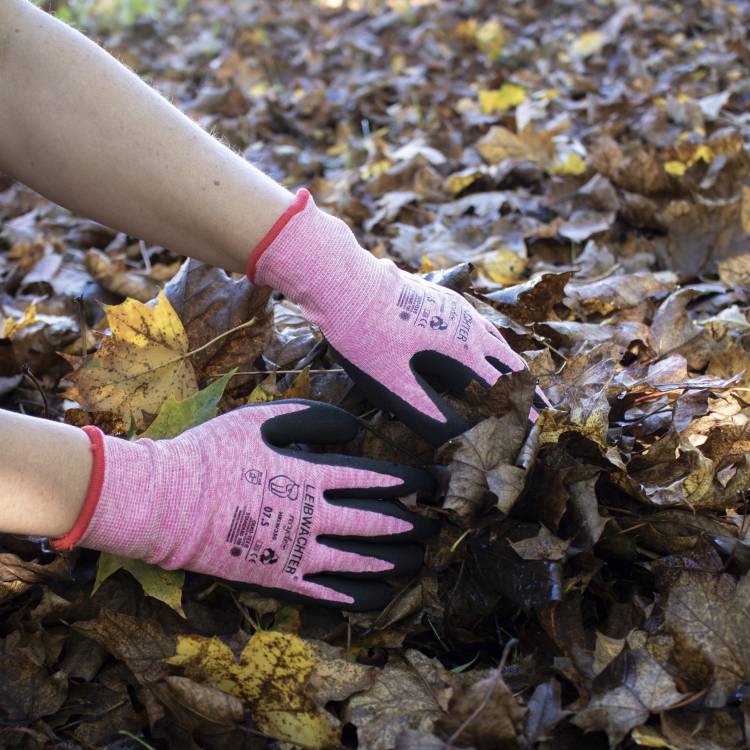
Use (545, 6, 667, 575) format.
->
(0, 0, 292, 273)
(0, 410, 91, 537)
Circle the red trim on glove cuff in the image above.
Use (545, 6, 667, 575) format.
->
(50, 425, 105, 552)
(246, 188, 310, 283)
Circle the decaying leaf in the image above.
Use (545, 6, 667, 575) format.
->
(166, 630, 344, 748)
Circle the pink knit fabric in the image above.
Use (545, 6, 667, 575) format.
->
(254, 190, 546, 424)
(60, 402, 414, 605)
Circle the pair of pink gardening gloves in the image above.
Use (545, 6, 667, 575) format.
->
(51, 189, 547, 611)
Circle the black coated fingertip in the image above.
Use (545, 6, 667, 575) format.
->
(327, 458, 436, 500)
(260, 399, 361, 447)
(304, 574, 393, 612)
(199, 572, 391, 612)
(324, 498, 441, 541)
(486, 355, 514, 377)
(412, 350, 477, 392)
(316, 539, 425, 579)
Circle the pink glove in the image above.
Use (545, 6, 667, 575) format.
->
(50, 400, 436, 611)
(249, 189, 547, 446)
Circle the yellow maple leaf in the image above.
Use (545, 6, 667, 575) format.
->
(166, 631, 340, 749)
(478, 83, 526, 114)
(66, 291, 198, 430)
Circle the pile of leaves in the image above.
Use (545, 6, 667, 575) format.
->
(4, 0, 750, 747)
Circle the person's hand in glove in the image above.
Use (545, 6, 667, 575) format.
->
(249, 190, 549, 446)
(47, 401, 436, 611)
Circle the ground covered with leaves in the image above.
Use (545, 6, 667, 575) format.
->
(3, 0, 750, 747)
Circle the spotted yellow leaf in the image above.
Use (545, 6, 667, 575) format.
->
(167, 631, 340, 749)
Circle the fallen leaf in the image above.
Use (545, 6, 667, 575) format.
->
(344, 650, 452, 750)
(66, 291, 198, 430)
(164, 258, 272, 390)
(93, 555, 186, 617)
(435, 668, 525, 749)
(525, 679, 570, 745)
(573, 641, 684, 746)
(166, 630, 341, 748)
(437, 374, 536, 521)
(478, 84, 526, 114)
(664, 569, 750, 707)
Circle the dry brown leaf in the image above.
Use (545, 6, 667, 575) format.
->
(572, 642, 684, 746)
(344, 650, 453, 750)
(164, 258, 272, 389)
(665, 570, 750, 707)
(435, 668, 525, 750)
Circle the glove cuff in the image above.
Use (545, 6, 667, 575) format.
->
(50, 425, 106, 552)
(247, 187, 310, 283)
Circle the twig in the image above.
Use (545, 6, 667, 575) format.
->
(446, 638, 519, 748)
(21, 365, 48, 418)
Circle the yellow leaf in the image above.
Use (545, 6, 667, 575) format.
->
(742, 186, 750, 234)
(360, 159, 392, 180)
(631, 725, 680, 749)
(478, 83, 526, 114)
(2, 303, 37, 338)
(475, 19, 507, 58)
(664, 160, 687, 176)
(66, 291, 198, 430)
(476, 125, 555, 165)
(446, 170, 481, 194)
(390, 53, 406, 74)
(166, 631, 340, 749)
(571, 30, 606, 58)
(248, 373, 278, 403)
(419, 254, 435, 273)
(549, 151, 587, 176)
(481, 250, 527, 285)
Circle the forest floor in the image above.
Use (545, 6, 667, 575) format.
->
(3, 0, 750, 748)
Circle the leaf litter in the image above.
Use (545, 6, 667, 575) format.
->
(4, 0, 750, 748)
